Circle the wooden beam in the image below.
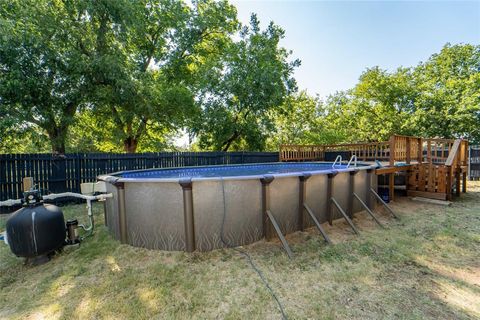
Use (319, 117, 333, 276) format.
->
(375, 165, 412, 175)
(407, 190, 447, 200)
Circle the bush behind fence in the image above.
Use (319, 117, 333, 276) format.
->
(0, 152, 279, 202)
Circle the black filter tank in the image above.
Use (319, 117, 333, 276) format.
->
(6, 203, 66, 258)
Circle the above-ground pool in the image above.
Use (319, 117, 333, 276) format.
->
(99, 162, 378, 252)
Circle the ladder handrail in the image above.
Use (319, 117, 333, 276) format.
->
(332, 155, 343, 168)
(347, 155, 357, 168)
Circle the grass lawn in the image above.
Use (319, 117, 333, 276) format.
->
(1, 182, 479, 319)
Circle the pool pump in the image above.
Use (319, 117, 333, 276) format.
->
(0, 188, 112, 264)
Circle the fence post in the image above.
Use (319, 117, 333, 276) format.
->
(417, 138, 423, 163)
(406, 137, 411, 164)
(49, 154, 67, 194)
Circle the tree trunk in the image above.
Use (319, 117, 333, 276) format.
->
(124, 137, 138, 153)
(221, 131, 240, 151)
(47, 127, 67, 154)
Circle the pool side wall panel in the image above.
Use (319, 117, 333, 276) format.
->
(331, 172, 349, 220)
(304, 174, 328, 225)
(102, 165, 378, 251)
(353, 170, 367, 213)
(124, 182, 185, 250)
(269, 176, 300, 235)
(192, 179, 263, 251)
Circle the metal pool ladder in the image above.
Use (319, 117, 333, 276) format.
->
(332, 155, 342, 168)
(347, 155, 357, 168)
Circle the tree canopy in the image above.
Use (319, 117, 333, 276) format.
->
(0, 0, 478, 154)
(275, 44, 479, 146)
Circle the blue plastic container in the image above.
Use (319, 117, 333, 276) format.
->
(378, 187, 390, 203)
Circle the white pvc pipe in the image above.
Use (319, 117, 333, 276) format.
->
(42, 192, 113, 202)
(1, 193, 112, 221)
(0, 199, 22, 207)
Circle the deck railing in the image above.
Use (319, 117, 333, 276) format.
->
(280, 135, 469, 201)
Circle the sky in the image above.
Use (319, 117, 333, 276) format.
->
(230, 0, 480, 98)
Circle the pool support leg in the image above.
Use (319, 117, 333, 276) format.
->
(370, 188, 398, 219)
(180, 179, 196, 252)
(352, 192, 384, 227)
(266, 210, 294, 259)
(261, 175, 293, 258)
(303, 203, 332, 244)
(331, 197, 360, 235)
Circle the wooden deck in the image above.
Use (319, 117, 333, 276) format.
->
(280, 135, 469, 201)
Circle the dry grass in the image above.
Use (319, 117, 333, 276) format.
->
(0, 182, 479, 319)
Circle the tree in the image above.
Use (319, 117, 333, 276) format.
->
(85, 0, 238, 153)
(411, 43, 480, 142)
(0, 0, 90, 153)
(320, 44, 480, 144)
(266, 92, 341, 149)
(193, 14, 300, 151)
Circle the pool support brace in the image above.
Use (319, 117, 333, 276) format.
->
(261, 175, 294, 259)
(299, 173, 331, 244)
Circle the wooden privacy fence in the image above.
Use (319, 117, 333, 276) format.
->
(0, 152, 278, 201)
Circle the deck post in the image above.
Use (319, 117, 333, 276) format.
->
(462, 171, 467, 193)
(389, 135, 396, 166)
(261, 175, 275, 240)
(417, 138, 423, 163)
(180, 178, 196, 252)
(455, 169, 461, 197)
(446, 166, 452, 201)
(298, 173, 311, 231)
(389, 173, 395, 202)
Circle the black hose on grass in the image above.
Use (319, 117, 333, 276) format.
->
(219, 178, 288, 320)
